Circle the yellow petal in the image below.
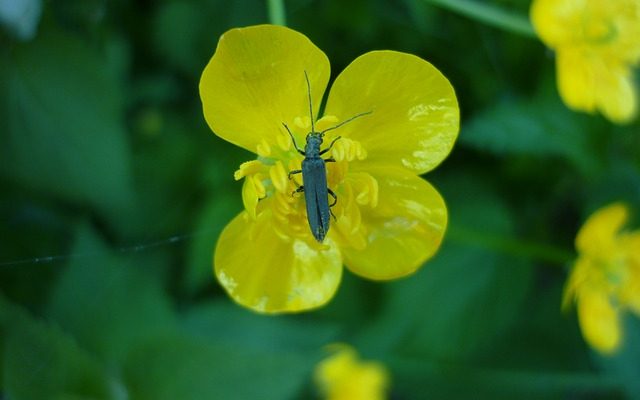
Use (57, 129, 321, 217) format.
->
(342, 168, 447, 280)
(557, 49, 637, 123)
(531, 0, 640, 56)
(576, 202, 628, 256)
(214, 211, 342, 313)
(530, 0, 585, 47)
(556, 48, 597, 114)
(315, 345, 389, 400)
(595, 63, 637, 124)
(577, 288, 621, 354)
(612, 0, 640, 62)
(562, 256, 591, 311)
(324, 51, 459, 175)
(200, 25, 330, 153)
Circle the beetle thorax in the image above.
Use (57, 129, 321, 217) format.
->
(304, 133, 323, 157)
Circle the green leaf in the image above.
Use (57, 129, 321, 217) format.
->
(1, 296, 118, 400)
(183, 301, 341, 352)
(123, 332, 313, 400)
(598, 316, 640, 399)
(460, 87, 601, 175)
(390, 355, 621, 400)
(0, 24, 134, 216)
(47, 223, 176, 365)
(483, 279, 590, 371)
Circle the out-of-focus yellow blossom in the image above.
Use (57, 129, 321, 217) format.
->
(199, 25, 459, 313)
(530, 0, 640, 123)
(314, 345, 389, 400)
(563, 203, 640, 354)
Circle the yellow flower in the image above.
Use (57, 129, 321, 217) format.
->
(563, 203, 640, 354)
(199, 25, 459, 313)
(314, 345, 390, 400)
(530, 0, 640, 123)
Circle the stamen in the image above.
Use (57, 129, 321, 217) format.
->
(277, 130, 291, 151)
(269, 161, 288, 193)
(234, 160, 265, 181)
(257, 139, 272, 157)
(252, 174, 267, 198)
(331, 138, 367, 162)
(241, 177, 260, 219)
(315, 115, 339, 131)
(294, 116, 311, 130)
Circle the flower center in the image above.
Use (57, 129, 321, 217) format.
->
(234, 114, 378, 247)
(580, 11, 618, 46)
(583, 248, 629, 308)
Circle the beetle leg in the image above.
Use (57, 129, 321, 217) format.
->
(288, 169, 302, 179)
(291, 185, 305, 197)
(328, 189, 338, 222)
(323, 157, 335, 163)
(328, 188, 338, 207)
(319, 136, 341, 156)
(282, 123, 306, 156)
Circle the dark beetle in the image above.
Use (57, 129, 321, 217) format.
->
(283, 72, 370, 243)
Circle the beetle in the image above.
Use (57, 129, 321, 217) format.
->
(283, 72, 371, 243)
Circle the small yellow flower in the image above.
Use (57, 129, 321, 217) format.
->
(200, 25, 458, 313)
(563, 203, 640, 354)
(530, 0, 640, 123)
(314, 345, 390, 400)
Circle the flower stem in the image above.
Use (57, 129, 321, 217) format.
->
(421, 0, 536, 38)
(447, 225, 575, 265)
(267, 0, 287, 26)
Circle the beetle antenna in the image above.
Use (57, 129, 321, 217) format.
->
(304, 71, 315, 133)
(320, 111, 372, 136)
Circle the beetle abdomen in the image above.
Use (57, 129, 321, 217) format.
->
(302, 157, 330, 242)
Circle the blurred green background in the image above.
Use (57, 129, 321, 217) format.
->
(1, 0, 639, 399)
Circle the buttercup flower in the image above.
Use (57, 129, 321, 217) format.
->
(563, 203, 640, 354)
(314, 344, 389, 400)
(200, 25, 458, 313)
(530, 0, 640, 123)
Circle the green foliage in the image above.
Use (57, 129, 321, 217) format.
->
(182, 302, 340, 352)
(598, 316, 640, 399)
(46, 224, 177, 365)
(0, 23, 134, 218)
(460, 82, 603, 175)
(185, 191, 241, 295)
(357, 174, 533, 362)
(2, 0, 640, 399)
(1, 297, 116, 400)
(123, 333, 308, 400)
